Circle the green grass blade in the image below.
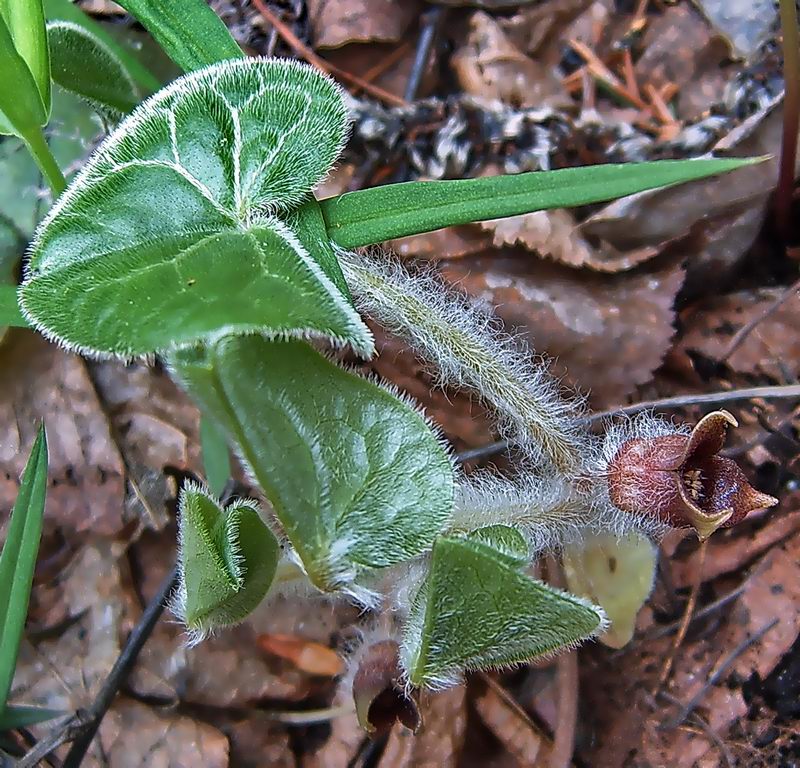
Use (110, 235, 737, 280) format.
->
(0, 285, 28, 328)
(320, 158, 762, 249)
(0, 704, 63, 730)
(199, 415, 231, 498)
(114, 0, 243, 72)
(0, 425, 48, 711)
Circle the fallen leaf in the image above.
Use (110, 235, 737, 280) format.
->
(258, 633, 345, 677)
(693, 0, 779, 58)
(303, 709, 365, 768)
(307, 0, 422, 49)
(438, 252, 685, 407)
(0, 332, 126, 537)
(223, 714, 296, 768)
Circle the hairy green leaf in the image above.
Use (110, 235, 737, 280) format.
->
(21, 58, 373, 358)
(466, 525, 529, 568)
(176, 483, 278, 639)
(171, 336, 454, 594)
(0, 704, 63, 730)
(321, 158, 762, 249)
(0, 425, 48, 711)
(42, 0, 160, 93)
(115, 0, 243, 73)
(47, 21, 140, 118)
(402, 536, 604, 688)
(200, 414, 231, 498)
(0, 0, 50, 127)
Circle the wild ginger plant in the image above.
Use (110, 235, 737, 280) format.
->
(1, 0, 778, 733)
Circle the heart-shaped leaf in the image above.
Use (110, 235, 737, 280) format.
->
(401, 536, 604, 688)
(175, 483, 278, 639)
(47, 21, 140, 118)
(20, 57, 373, 359)
(171, 335, 454, 593)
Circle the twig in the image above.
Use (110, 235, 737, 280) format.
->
(661, 618, 779, 729)
(719, 276, 800, 362)
(251, 0, 407, 107)
(404, 6, 444, 102)
(456, 384, 800, 463)
(776, 0, 800, 239)
(654, 540, 708, 693)
(59, 564, 179, 767)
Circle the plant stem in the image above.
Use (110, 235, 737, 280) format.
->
(22, 127, 66, 198)
(777, 0, 800, 239)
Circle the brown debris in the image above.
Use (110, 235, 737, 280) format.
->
(307, 0, 422, 50)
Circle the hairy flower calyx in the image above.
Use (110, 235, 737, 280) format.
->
(607, 411, 778, 539)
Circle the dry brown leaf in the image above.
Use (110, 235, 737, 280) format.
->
(307, 0, 421, 49)
(451, 11, 564, 108)
(693, 0, 779, 58)
(500, 0, 593, 59)
(303, 710, 365, 768)
(0, 332, 126, 537)
(379, 687, 467, 768)
(389, 225, 492, 261)
(224, 714, 295, 768)
(438, 253, 685, 407)
(257, 633, 344, 677)
(677, 288, 800, 382)
(95, 698, 229, 768)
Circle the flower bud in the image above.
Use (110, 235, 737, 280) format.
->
(606, 411, 777, 539)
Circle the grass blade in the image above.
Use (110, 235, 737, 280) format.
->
(320, 157, 762, 249)
(0, 704, 63, 730)
(0, 425, 48, 711)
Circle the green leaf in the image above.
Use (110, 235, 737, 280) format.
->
(0, 425, 48, 711)
(115, 0, 243, 73)
(321, 158, 763, 249)
(466, 525, 529, 568)
(563, 533, 656, 649)
(0, 13, 48, 137)
(42, 0, 160, 94)
(401, 536, 604, 688)
(0, 0, 50, 126)
(199, 415, 231, 498)
(171, 336, 454, 593)
(176, 483, 278, 638)
(47, 21, 140, 118)
(0, 704, 63, 730)
(21, 58, 373, 359)
(0, 285, 27, 329)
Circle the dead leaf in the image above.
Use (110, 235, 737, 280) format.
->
(438, 253, 685, 407)
(452, 11, 564, 108)
(303, 709, 365, 768)
(95, 698, 229, 768)
(258, 634, 344, 677)
(379, 687, 467, 768)
(307, 0, 421, 49)
(389, 225, 492, 261)
(692, 0, 779, 58)
(0, 332, 126, 537)
(224, 714, 296, 768)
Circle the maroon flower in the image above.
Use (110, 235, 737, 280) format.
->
(607, 411, 777, 539)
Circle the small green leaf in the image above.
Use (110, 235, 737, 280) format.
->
(466, 525, 529, 568)
(176, 483, 278, 638)
(199, 414, 231, 498)
(0, 13, 48, 137)
(401, 536, 604, 688)
(0, 0, 50, 125)
(21, 58, 372, 358)
(171, 336, 454, 593)
(321, 158, 763, 249)
(0, 425, 48, 711)
(563, 533, 656, 649)
(115, 0, 243, 73)
(42, 0, 160, 94)
(47, 21, 140, 118)
(0, 704, 64, 730)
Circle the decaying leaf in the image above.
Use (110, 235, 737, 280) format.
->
(258, 633, 344, 677)
(307, 0, 422, 49)
(693, 0, 779, 58)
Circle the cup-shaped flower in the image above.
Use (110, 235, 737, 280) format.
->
(607, 411, 777, 539)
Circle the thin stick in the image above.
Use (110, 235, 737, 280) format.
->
(456, 384, 800, 463)
(719, 276, 800, 361)
(662, 618, 779, 729)
(404, 6, 443, 102)
(60, 564, 179, 767)
(251, 0, 407, 107)
(654, 540, 708, 693)
(776, 0, 800, 238)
